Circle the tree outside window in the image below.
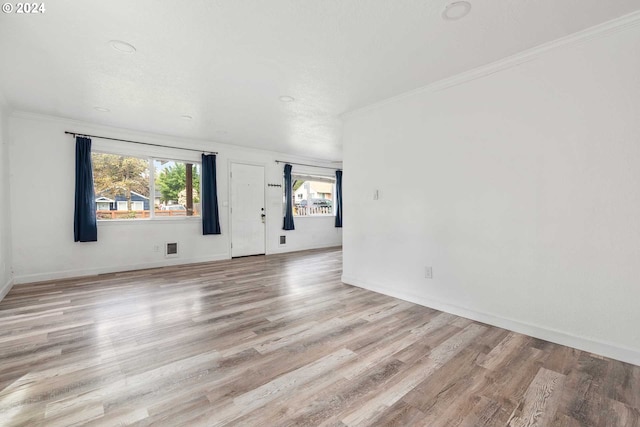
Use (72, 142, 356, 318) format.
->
(154, 160, 201, 216)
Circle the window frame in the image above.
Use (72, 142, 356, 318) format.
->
(92, 149, 202, 223)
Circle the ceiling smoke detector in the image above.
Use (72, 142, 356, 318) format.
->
(279, 96, 295, 102)
(109, 40, 136, 54)
(442, 1, 471, 21)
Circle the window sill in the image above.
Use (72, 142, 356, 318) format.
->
(293, 215, 335, 218)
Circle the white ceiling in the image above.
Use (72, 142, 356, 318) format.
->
(1, 1, 639, 160)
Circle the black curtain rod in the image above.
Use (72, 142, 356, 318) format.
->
(275, 160, 341, 171)
(65, 131, 218, 155)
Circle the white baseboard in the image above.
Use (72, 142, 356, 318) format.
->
(0, 277, 13, 302)
(12, 254, 230, 285)
(342, 275, 640, 367)
(267, 242, 343, 255)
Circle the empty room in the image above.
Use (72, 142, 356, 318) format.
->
(1, 1, 639, 426)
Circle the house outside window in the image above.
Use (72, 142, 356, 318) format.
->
(95, 197, 113, 211)
(292, 174, 335, 216)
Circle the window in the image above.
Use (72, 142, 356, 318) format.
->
(154, 160, 201, 217)
(91, 152, 200, 221)
(291, 175, 335, 216)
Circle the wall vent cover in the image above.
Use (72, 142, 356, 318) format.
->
(280, 235, 286, 245)
(166, 242, 178, 257)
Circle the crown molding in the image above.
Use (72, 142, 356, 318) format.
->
(343, 10, 640, 119)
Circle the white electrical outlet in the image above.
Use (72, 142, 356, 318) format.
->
(373, 189, 379, 200)
(425, 266, 433, 279)
(153, 245, 160, 253)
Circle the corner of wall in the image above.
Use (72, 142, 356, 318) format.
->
(0, 94, 14, 302)
(0, 277, 14, 302)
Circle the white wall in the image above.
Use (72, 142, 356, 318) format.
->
(9, 113, 341, 284)
(342, 24, 640, 364)
(0, 98, 13, 299)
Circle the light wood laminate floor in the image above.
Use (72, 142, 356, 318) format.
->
(0, 248, 638, 426)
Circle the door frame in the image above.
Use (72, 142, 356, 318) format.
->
(227, 160, 268, 257)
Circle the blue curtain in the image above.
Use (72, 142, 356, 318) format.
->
(335, 169, 343, 228)
(201, 154, 221, 235)
(283, 164, 295, 230)
(74, 136, 97, 242)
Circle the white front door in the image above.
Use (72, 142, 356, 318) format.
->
(230, 163, 266, 257)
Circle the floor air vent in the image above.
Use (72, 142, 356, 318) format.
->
(166, 242, 178, 257)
